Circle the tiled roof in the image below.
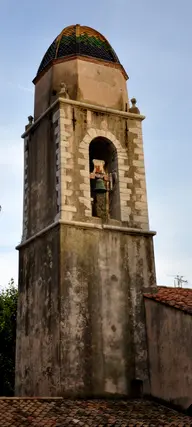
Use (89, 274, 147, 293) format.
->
(0, 397, 191, 426)
(144, 286, 192, 314)
(37, 25, 120, 76)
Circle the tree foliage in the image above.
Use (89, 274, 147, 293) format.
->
(0, 279, 18, 396)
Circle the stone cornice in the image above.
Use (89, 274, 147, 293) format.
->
(16, 219, 156, 250)
(21, 97, 146, 138)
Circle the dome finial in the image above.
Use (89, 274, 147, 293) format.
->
(131, 97, 137, 106)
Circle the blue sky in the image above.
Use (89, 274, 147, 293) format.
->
(0, 0, 192, 288)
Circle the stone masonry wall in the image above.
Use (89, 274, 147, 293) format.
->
(22, 135, 29, 240)
(53, 101, 149, 229)
(127, 118, 149, 229)
(22, 100, 149, 241)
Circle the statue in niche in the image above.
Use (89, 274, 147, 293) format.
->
(90, 159, 113, 220)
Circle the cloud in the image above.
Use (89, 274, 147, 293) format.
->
(7, 81, 33, 93)
(17, 84, 33, 93)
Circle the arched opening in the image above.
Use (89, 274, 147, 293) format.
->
(89, 137, 120, 221)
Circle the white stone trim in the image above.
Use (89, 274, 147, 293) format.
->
(59, 111, 74, 221)
(53, 109, 61, 221)
(79, 128, 130, 221)
(22, 136, 29, 241)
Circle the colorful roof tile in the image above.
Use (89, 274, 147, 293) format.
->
(0, 397, 191, 426)
(144, 286, 192, 314)
(37, 25, 121, 77)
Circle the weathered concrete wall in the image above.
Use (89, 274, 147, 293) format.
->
(15, 226, 60, 396)
(15, 224, 156, 397)
(22, 115, 57, 240)
(145, 299, 192, 409)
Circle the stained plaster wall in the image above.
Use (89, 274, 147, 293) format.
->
(34, 67, 53, 120)
(76, 59, 128, 109)
(34, 59, 128, 119)
(145, 299, 192, 410)
(15, 224, 156, 397)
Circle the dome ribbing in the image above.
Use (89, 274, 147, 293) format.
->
(37, 25, 121, 76)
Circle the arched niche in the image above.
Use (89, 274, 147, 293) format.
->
(89, 137, 120, 221)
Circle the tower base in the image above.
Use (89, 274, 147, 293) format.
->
(15, 221, 156, 397)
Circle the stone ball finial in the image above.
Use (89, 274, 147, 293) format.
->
(28, 115, 34, 125)
(129, 97, 140, 114)
(25, 115, 34, 131)
(131, 97, 137, 105)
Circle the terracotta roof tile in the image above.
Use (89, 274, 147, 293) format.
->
(144, 286, 192, 314)
(0, 398, 191, 426)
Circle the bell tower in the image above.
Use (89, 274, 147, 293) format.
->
(15, 24, 157, 397)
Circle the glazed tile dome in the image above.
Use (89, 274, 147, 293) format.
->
(37, 24, 121, 76)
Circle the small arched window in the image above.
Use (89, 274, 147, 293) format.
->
(89, 137, 120, 221)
